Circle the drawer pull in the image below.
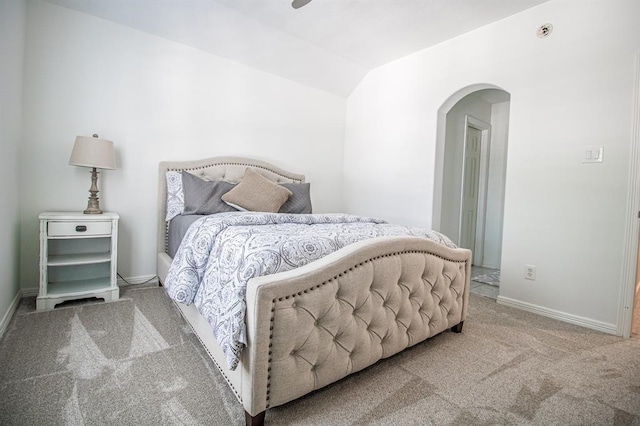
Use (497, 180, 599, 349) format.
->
(75, 225, 87, 232)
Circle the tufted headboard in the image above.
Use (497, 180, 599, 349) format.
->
(157, 156, 305, 256)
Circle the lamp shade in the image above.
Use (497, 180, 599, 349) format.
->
(69, 135, 116, 170)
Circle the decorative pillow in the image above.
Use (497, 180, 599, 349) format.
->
(221, 168, 292, 213)
(279, 183, 312, 214)
(181, 171, 238, 215)
(165, 171, 184, 221)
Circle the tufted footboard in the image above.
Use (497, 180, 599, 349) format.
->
(242, 236, 471, 422)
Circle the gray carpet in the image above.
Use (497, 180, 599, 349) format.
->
(1, 286, 639, 425)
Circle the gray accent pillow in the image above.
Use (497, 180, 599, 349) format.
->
(221, 168, 292, 213)
(279, 183, 312, 214)
(182, 171, 238, 215)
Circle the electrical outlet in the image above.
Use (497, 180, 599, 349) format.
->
(525, 265, 536, 280)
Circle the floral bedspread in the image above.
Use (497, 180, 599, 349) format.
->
(163, 212, 456, 370)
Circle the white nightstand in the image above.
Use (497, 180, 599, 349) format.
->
(37, 212, 119, 311)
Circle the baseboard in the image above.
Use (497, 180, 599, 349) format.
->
(21, 287, 38, 297)
(117, 274, 159, 287)
(1, 277, 159, 338)
(0, 289, 23, 339)
(496, 295, 618, 335)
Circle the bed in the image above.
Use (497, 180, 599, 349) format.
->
(156, 156, 472, 425)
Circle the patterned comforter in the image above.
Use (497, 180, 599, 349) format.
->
(164, 212, 456, 370)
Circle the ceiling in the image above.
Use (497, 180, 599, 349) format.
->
(45, 0, 550, 97)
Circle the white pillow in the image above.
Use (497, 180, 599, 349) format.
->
(165, 171, 184, 221)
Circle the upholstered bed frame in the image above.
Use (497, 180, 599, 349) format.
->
(157, 156, 472, 425)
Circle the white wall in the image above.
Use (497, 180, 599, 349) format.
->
(20, 0, 347, 290)
(484, 101, 510, 269)
(0, 0, 26, 328)
(344, 0, 640, 332)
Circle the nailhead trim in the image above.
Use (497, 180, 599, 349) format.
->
(265, 249, 468, 405)
(168, 162, 304, 183)
(162, 161, 303, 255)
(278, 250, 465, 300)
(266, 299, 276, 408)
(164, 222, 170, 254)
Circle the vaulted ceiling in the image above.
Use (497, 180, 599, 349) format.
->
(45, 0, 550, 97)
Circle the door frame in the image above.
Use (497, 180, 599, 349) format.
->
(459, 115, 491, 265)
(433, 84, 506, 232)
(619, 51, 640, 337)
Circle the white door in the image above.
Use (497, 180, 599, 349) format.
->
(460, 126, 482, 254)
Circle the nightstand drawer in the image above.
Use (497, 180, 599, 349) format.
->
(48, 221, 112, 237)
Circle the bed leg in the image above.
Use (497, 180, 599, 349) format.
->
(245, 410, 265, 426)
(451, 321, 464, 333)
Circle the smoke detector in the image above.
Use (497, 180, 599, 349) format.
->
(537, 23, 553, 38)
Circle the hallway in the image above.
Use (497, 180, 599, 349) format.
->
(470, 265, 499, 300)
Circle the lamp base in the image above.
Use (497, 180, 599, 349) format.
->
(83, 167, 104, 214)
(84, 205, 103, 215)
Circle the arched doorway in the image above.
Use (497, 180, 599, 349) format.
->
(433, 85, 511, 296)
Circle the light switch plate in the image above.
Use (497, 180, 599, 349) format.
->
(583, 146, 604, 163)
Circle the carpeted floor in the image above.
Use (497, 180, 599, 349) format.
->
(1, 285, 639, 425)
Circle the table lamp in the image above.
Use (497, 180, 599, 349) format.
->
(69, 134, 116, 214)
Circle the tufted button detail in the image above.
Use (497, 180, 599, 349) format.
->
(263, 251, 467, 397)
